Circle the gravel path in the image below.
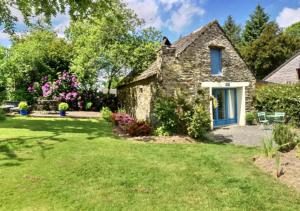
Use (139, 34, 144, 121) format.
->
(210, 125, 273, 147)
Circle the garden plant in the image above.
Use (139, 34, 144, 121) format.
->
(18, 101, 29, 115)
(58, 102, 69, 117)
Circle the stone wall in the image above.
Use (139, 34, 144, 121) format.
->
(158, 23, 256, 111)
(118, 21, 256, 125)
(117, 76, 157, 123)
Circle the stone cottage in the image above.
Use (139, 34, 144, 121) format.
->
(263, 51, 300, 84)
(117, 20, 256, 128)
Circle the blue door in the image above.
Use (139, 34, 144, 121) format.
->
(213, 88, 237, 127)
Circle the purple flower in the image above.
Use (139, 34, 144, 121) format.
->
(28, 85, 34, 93)
(42, 82, 52, 97)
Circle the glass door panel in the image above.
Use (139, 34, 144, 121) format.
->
(213, 88, 237, 127)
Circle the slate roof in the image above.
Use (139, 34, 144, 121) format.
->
(118, 21, 218, 87)
(263, 51, 300, 81)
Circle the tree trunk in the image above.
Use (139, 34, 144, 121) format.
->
(107, 75, 113, 94)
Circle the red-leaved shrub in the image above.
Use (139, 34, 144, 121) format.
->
(127, 121, 151, 136)
(112, 112, 151, 136)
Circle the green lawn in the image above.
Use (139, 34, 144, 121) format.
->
(0, 117, 299, 210)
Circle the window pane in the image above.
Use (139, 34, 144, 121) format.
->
(217, 90, 226, 120)
(210, 48, 222, 75)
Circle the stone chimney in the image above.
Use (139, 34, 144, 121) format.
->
(160, 36, 176, 59)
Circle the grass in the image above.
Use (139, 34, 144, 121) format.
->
(0, 117, 299, 210)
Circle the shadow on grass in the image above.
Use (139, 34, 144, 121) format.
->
(0, 135, 66, 167)
(0, 117, 121, 167)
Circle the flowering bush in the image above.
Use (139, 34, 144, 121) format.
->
(28, 71, 118, 111)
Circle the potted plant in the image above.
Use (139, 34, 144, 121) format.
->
(58, 102, 69, 117)
(18, 101, 28, 116)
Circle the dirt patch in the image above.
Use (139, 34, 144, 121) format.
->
(254, 149, 300, 192)
(113, 127, 197, 144)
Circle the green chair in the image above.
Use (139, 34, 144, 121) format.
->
(257, 112, 269, 125)
(274, 112, 285, 124)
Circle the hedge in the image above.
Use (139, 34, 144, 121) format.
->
(255, 84, 300, 126)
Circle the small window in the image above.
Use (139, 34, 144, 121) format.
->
(210, 48, 222, 75)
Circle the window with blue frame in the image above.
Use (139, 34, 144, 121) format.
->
(210, 48, 222, 75)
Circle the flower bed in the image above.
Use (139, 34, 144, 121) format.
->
(112, 112, 151, 137)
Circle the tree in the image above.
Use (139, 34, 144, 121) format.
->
(0, 46, 7, 101)
(242, 5, 269, 45)
(0, 0, 123, 34)
(285, 22, 300, 38)
(68, 8, 161, 92)
(223, 15, 241, 47)
(3, 29, 73, 101)
(241, 22, 300, 79)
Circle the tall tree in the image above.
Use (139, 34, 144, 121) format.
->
(242, 5, 269, 45)
(0, 0, 122, 34)
(68, 7, 161, 91)
(241, 22, 300, 79)
(285, 22, 300, 38)
(223, 15, 241, 47)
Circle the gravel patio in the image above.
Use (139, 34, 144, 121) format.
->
(210, 125, 273, 147)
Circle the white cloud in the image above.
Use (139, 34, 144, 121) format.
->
(125, 0, 163, 29)
(53, 13, 70, 38)
(276, 7, 300, 27)
(9, 6, 24, 23)
(159, 0, 182, 11)
(167, 3, 205, 33)
(125, 0, 206, 33)
(0, 32, 10, 40)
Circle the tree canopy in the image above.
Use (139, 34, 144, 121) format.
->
(2, 29, 73, 101)
(242, 5, 269, 45)
(0, 0, 124, 34)
(68, 9, 161, 90)
(285, 22, 300, 38)
(241, 22, 300, 79)
(223, 15, 241, 47)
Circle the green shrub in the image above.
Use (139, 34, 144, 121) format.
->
(0, 108, 6, 121)
(262, 137, 276, 157)
(273, 124, 297, 152)
(85, 102, 93, 110)
(187, 104, 211, 140)
(255, 84, 300, 126)
(154, 98, 179, 134)
(154, 126, 170, 136)
(246, 112, 255, 125)
(117, 108, 126, 113)
(58, 103, 69, 111)
(18, 101, 28, 110)
(102, 107, 112, 121)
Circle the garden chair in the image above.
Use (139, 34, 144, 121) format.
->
(274, 112, 285, 124)
(257, 112, 269, 126)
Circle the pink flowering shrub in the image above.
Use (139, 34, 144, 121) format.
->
(28, 71, 80, 109)
(28, 71, 118, 111)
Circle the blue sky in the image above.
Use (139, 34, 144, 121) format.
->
(1, 0, 300, 47)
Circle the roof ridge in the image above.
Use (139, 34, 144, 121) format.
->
(173, 20, 219, 56)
